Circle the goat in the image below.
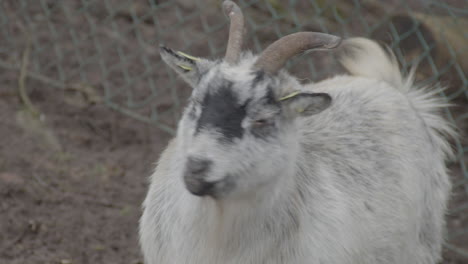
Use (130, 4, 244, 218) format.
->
(139, 1, 456, 263)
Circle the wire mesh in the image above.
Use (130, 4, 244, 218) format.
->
(0, 0, 467, 261)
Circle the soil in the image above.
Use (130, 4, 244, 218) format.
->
(0, 75, 172, 264)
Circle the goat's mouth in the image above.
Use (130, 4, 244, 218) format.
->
(183, 174, 235, 198)
(184, 176, 217, 197)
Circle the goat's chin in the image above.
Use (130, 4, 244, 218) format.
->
(185, 187, 228, 200)
(184, 180, 236, 200)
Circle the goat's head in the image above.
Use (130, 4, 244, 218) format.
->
(160, 1, 341, 199)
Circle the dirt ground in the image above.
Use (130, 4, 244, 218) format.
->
(0, 75, 173, 263)
(0, 0, 467, 264)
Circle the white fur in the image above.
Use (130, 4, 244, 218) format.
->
(139, 37, 456, 264)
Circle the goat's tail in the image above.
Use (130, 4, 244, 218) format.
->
(338, 37, 458, 161)
(338, 37, 412, 92)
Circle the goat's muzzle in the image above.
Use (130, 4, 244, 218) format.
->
(183, 157, 215, 196)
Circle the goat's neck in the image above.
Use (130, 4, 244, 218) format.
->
(179, 164, 301, 249)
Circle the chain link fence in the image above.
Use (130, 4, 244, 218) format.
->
(1, 0, 467, 261)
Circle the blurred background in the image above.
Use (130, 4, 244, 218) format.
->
(0, 0, 466, 263)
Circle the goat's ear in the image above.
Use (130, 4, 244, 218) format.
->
(160, 46, 211, 86)
(279, 92, 332, 117)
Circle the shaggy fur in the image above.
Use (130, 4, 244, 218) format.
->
(139, 37, 456, 264)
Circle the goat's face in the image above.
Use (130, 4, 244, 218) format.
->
(158, 0, 339, 200)
(160, 48, 332, 199)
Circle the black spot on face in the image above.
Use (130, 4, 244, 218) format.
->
(196, 81, 248, 141)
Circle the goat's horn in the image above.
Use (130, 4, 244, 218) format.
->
(223, 0, 245, 64)
(254, 32, 342, 74)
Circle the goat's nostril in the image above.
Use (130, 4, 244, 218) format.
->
(184, 157, 213, 196)
(186, 157, 212, 175)
(184, 177, 215, 197)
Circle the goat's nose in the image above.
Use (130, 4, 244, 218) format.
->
(184, 177, 215, 196)
(185, 157, 211, 176)
(184, 157, 214, 196)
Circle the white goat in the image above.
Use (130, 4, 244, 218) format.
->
(139, 1, 456, 263)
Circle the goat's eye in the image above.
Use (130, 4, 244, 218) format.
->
(251, 118, 275, 137)
(253, 119, 269, 127)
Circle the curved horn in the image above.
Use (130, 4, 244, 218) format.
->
(254, 32, 342, 74)
(223, 0, 245, 64)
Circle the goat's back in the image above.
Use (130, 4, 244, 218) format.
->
(293, 37, 455, 263)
